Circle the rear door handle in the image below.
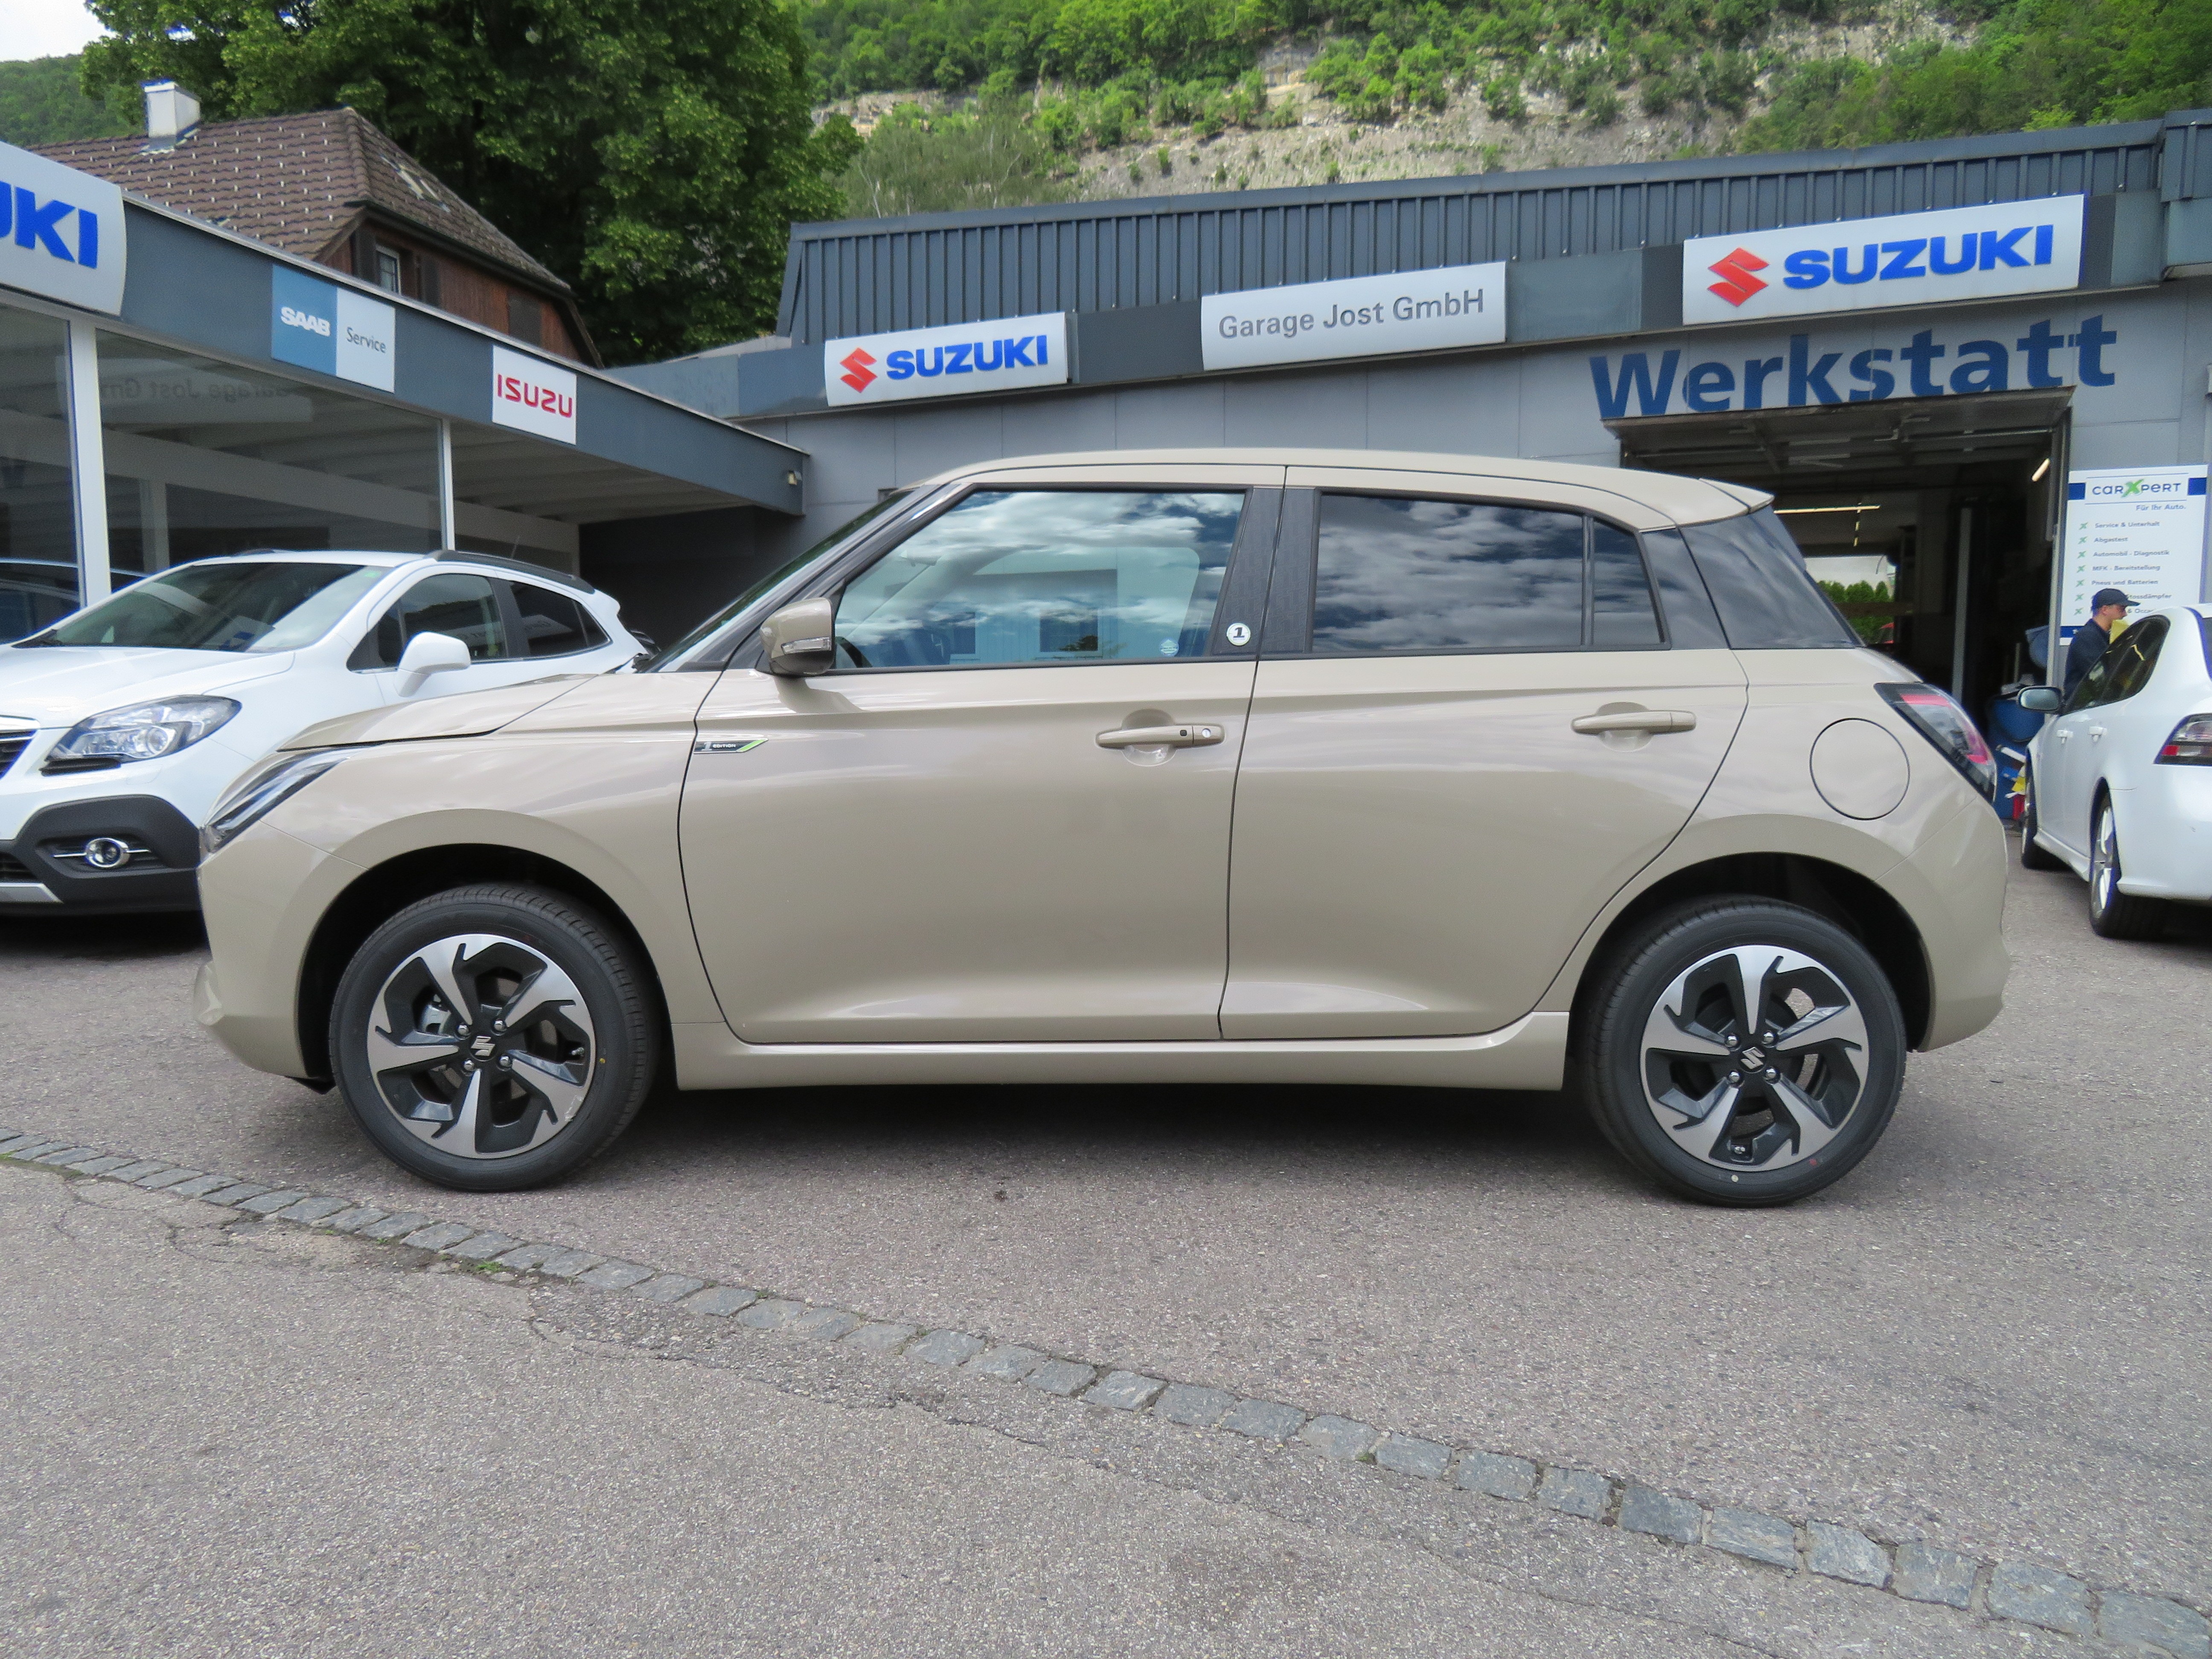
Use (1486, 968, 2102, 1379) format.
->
(2088, 725, 2106, 742)
(1572, 710, 1698, 735)
(1097, 723, 1224, 749)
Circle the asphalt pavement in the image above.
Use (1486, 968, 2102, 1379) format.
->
(2, 834, 2207, 1653)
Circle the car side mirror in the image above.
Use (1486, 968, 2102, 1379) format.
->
(395, 630, 472, 695)
(760, 598, 836, 678)
(2017, 686, 2062, 713)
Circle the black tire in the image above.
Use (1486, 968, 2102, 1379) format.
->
(2087, 797, 2169, 942)
(1575, 899, 1906, 1207)
(330, 883, 659, 1191)
(2018, 781, 2065, 871)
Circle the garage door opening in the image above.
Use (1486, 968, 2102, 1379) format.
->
(1610, 389, 2070, 719)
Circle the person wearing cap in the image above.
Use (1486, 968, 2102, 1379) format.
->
(2064, 588, 2135, 696)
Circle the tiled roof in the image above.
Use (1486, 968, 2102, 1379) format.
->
(36, 107, 567, 291)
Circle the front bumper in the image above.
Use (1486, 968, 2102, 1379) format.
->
(0, 794, 202, 912)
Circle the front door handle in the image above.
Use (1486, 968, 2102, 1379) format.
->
(1097, 723, 1224, 749)
(1571, 710, 1698, 735)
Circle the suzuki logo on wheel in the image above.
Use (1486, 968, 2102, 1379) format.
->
(1707, 247, 1769, 307)
(838, 348, 877, 393)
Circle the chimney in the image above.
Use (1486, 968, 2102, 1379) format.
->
(143, 80, 201, 151)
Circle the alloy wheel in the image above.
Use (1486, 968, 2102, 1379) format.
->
(1638, 945, 1870, 1171)
(366, 932, 596, 1160)
(2091, 806, 2121, 917)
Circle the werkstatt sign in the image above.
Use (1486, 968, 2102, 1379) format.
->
(825, 312, 1068, 407)
(1682, 196, 2084, 327)
(270, 266, 396, 391)
(1201, 263, 1506, 371)
(0, 139, 125, 314)
(491, 345, 577, 443)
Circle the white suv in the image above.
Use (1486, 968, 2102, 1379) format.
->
(0, 551, 641, 913)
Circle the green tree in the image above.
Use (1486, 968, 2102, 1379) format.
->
(840, 102, 1077, 215)
(79, 1, 859, 363)
(0, 55, 133, 147)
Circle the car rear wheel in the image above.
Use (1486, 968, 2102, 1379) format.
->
(330, 884, 658, 1190)
(1576, 899, 1906, 1206)
(2018, 780, 2065, 871)
(2087, 799, 2168, 941)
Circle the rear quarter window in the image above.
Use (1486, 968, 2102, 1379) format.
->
(1679, 508, 1858, 650)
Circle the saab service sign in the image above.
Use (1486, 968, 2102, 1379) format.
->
(1202, 263, 1506, 371)
(492, 345, 577, 443)
(1682, 196, 2084, 327)
(270, 266, 396, 391)
(0, 139, 125, 314)
(825, 312, 1067, 407)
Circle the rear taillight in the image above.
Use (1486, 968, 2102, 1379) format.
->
(1877, 683, 1997, 797)
(2156, 714, 2212, 765)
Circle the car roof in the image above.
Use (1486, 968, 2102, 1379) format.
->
(164, 549, 597, 595)
(903, 448, 1769, 525)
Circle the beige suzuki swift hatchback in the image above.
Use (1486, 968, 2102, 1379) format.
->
(194, 451, 2008, 1205)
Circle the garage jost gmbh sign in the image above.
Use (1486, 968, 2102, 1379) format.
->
(1200, 263, 1507, 371)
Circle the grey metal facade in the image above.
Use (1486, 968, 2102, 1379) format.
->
(775, 118, 2177, 345)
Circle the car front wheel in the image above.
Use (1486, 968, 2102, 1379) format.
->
(330, 884, 659, 1190)
(1577, 899, 1906, 1206)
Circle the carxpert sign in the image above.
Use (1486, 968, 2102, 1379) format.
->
(824, 312, 1067, 407)
(2059, 466, 2209, 621)
(0, 139, 125, 314)
(492, 344, 577, 443)
(1589, 313, 2119, 419)
(1200, 263, 1507, 371)
(1682, 197, 2084, 327)
(270, 266, 396, 391)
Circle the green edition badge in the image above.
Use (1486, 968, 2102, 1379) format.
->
(694, 739, 765, 754)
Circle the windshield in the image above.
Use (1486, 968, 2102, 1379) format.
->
(18, 562, 387, 653)
(649, 492, 914, 670)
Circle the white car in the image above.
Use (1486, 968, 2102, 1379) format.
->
(2021, 604, 2212, 936)
(0, 551, 643, 914)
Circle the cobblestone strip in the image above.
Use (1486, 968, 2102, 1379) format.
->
(6, 1127, 2204, 1658)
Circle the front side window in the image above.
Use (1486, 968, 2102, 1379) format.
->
(510, 582, 608, 657)
(2091, 616, 2168, 707)
(22, 561, 384, 653)
(354, 573, 511, 667)
(1310, 496, 1656, 655)
(833, 490, 1243, 669)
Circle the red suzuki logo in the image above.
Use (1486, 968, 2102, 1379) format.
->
(1707, 247, 1770, 307)
(838, 348, 878, 393)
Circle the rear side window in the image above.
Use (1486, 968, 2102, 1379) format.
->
(1679, 508, 1857, 649)
(1305, 495, 1662, 655)
(351, 573, 511, 668)
(1314, 497, 1582, 654)
(510, 582, 608, 658)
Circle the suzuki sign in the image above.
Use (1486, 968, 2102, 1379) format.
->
(0, 139, 126, 314)
(1681, 196, 2085, 327)
(824, 312, 1068, 407)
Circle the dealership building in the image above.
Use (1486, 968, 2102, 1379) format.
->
(0, 136, 802, 649)
(12, 112, 2212, 711)
(612, 108, 2212, 713)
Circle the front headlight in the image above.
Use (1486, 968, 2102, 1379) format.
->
(201, 748, 354, 856)
(46, 696, 240, 768)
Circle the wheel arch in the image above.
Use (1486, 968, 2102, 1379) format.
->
(295, 844, 669, 1085)
(1567, 852, 1933, 1051)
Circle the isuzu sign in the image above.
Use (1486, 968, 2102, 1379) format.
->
(824, 312, 1068, 407)
(0, 139, 126, 314)
(270, 266, 396, 391)
(1202, 262, 1507, 371)
(1681, 196, 2085, 326)
(491, 344, 577, 443)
